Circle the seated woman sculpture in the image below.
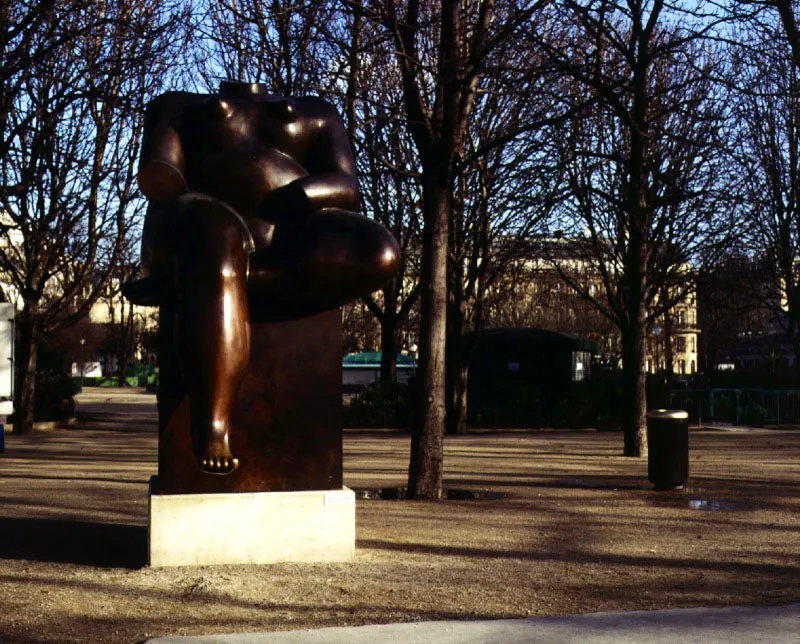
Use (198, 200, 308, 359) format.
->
(124, 81, 400, 475)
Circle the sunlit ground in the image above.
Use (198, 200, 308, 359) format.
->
(0, 388, 798, 643)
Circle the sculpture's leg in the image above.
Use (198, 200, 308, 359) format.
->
(248, 209, 400, 321)
(173, 195, 252, 474)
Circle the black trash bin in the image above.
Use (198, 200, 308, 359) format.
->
(647, 409, 689, 491)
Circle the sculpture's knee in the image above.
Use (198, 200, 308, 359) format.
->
(351, 215, 401, 290)
(306, 209, 400, 289)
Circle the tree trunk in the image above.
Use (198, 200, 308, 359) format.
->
(786, 283, 800, 380)
(379, 308, 398, 383)
(662, 293, 674, 377)
(621, 319, 648, 457)
(118, 317, 128, 388)
(14, 319, 37, 435)
(407, 177, 449, 499)
(619, 12, 652, 459)
(448, 351, 470, 435)
(445, 293, 469, 435)
(117, 298, 134, 387)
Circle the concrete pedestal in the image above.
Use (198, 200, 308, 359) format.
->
(148, 478, 355, 567)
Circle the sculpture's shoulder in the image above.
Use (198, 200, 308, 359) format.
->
(145, 90, 209, 113)
(293, 96, 346, 128)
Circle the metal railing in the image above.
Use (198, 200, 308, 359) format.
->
(669, 388, 800, 426)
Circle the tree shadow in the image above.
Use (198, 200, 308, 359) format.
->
(0, 517, 146, 568)
(356, 537, 800, 577)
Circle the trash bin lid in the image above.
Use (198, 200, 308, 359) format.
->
(647, 409, 688, 420)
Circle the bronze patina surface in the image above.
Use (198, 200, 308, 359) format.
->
(154, 309, 343, 495)
(125, 81, 399, 490)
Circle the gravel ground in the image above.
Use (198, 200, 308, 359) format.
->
(0, 388, 798, 643)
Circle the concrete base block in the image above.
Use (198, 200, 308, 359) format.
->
(148, 478, 355, 567)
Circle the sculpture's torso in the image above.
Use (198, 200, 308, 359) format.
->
(177, 96, 317, 244)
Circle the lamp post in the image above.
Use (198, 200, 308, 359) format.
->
(652, 325, 661, 374)
(79, 338, 86, 392)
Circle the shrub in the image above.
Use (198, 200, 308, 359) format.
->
(668, 393, 702, 423)
(10, 345, 79, 423)
(36, 346, 79, 421)
(711, 392, 734, 422)
(469, 379, 546, 428)
(547, 378, 622, 430)
(343, 379, 412, 429)
(467, 372, 624, 430)
(740, 401, 768, 426)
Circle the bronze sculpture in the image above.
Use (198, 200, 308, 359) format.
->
(125, 81, 399, 477)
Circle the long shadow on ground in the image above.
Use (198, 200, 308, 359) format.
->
(0, 518, 146, 568)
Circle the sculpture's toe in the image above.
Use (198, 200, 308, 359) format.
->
(200, 455, 239, 475)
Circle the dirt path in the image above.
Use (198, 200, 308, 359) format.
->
(0, 388, 798, 642)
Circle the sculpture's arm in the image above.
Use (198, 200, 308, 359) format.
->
(296, 100, 360, 211)
(137, 92, 195, 203)
(261, 100, 360, 219)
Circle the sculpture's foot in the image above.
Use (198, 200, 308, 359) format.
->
(193, 422, 239, 474)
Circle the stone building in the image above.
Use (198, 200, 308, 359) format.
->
(484, 236, 699, 375)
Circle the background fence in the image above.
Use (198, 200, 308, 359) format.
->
(670, 389, 800, 426)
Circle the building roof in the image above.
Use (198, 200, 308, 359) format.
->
(343, 352, 417, 367)
(466, 328, 598, 352)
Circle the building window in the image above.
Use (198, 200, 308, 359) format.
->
(572, 351, 591, 382)
(676, 337, 686, 353)
(676, 310, 685, 325)
(689, 336, 696, 353)
(691, 360, 696, 374)
(679, 360, 686, 374)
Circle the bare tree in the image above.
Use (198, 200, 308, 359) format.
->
(731, 15, 800, 371)
(346, 0, 563, 497)
(0, 0, 186, 432)
(696, 252, 774, 373)
(445, 51, 567, 435)
(102, 253, 147, 387)
(775, 0, 800, 67)
(191, 0, 340, 95)
(351, 31, 422, 382)
(543, 2, 734, 456)
(341, 299, 380, 354)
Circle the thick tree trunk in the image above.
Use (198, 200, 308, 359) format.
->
(621, 319, 648, 457)
(407, 177, 449, 499)
(14, 320, 37, 435)
(777, 0, 800, 71)
(379, 308, 398, 383)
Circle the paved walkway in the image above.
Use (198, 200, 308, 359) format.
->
(147, 603, 800, 643)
